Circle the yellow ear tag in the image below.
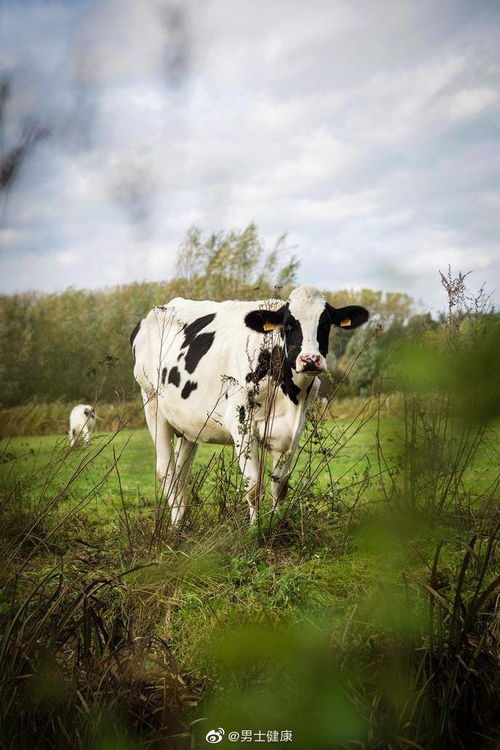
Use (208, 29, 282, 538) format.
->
(340, 318, 351, 327)
(263, 322, 278, 332)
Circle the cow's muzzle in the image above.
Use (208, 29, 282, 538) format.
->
(296, 354, 325, 375)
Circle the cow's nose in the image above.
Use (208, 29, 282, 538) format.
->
(297, 354, 324, 372)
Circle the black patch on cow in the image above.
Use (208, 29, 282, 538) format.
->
(168, 366, 181, 387)
(245, 346, 285, 385)
(280, 365, 301, 405)
(161, 367, 167, 384)
(245, 348, 272, 385)
(179, 313, 216, 374)
(316, 308, 331, 357)
(281, 307, 303, 370)
(238, 405, 246, 424)
(245, 344, 301, 405)
(184, 331, 215, 373)
(183, 313, 216, 342)
(129, 320, 141, 358)
(84, 408, 90, 417)
(181, 380, 198, 399)
(246, 389, 261, 409)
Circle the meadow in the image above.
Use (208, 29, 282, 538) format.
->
(1, 263, 499, 748)
(1, 390, 498, 749)
(1, 413, 379, 514)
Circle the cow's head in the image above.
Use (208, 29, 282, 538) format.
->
(245, 286, 369, 376)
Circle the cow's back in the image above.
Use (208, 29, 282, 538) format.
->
(133, 297, 274, 444)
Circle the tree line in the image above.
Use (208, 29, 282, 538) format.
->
(1, 224, 421, 407)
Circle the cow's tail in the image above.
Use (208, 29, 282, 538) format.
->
(130, 320, 142, 360)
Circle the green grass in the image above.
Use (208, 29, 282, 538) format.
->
(1, 414, 496, 675)
(1, 409, 498, 749)
(0, 417, 380, 516)
(2, 410, 495, 525)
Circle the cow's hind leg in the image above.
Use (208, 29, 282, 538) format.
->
(169, 437, 198, 524)
(142, 390, 177, 514)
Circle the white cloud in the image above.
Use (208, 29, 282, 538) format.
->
(1, 0, 499, 312)
(447, 87, 499, 120)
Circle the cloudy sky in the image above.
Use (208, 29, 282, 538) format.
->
(1, 0, 499, 312)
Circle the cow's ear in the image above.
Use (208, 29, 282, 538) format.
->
(245, 305, 285, 334)
(326, 303, 369, 329)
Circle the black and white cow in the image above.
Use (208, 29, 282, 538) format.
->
(131, 286, 368, 524)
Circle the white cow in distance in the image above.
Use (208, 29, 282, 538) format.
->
(131, 285, 369, 524)
(69, 404, 96, 447)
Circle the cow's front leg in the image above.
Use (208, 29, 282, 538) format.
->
(82, 427, 91, 445)
(234, 437, 263, 525)
(269, 407, 308, 512)
(270, 451, 292, 511)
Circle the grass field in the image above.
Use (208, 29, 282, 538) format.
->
(2, 408, 496, 523)
(1, 415, 378, 506)
(1, 403, 499, 749)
